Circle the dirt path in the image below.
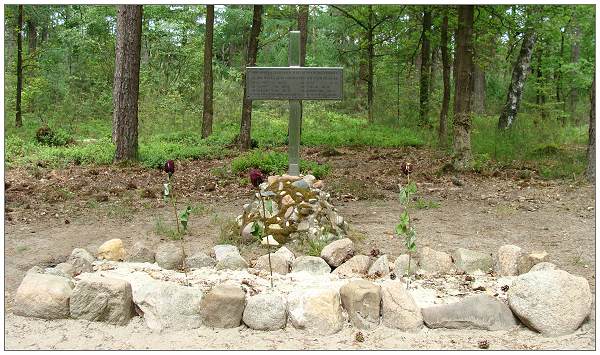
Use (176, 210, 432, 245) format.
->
(4, 147, 596, 349)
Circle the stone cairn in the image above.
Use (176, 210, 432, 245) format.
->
(237, 174, 349, 244)
(14, 238, 593, 338)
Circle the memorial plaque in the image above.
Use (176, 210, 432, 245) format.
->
(246, 67, 343, 100)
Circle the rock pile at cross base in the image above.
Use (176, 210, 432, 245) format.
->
(13, 238, 592, 338)
(237, 174, 349, 244)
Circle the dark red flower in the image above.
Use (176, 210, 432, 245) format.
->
(249, 168, 265, 188)
(400, 161, 413, 176)
(164, 160, 175, 176)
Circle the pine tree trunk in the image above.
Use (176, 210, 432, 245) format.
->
(472, 64, 485, 113)
(452, 5, 474, 170)
(239, 5, 263, 151)
(569, 26, 581, 121)
(498, 29, 536, 130)
(439, 12, 450, 149)
(366, 5, 374, 123)
(201, 5, 214, 139)
(298, 5, 308, 67)
(27, 19, 36, 54)
(15, 5, 23, 128)
(586, 78, 595, 182)
(113, 5, 142, 162)
(419, 9, 432, 126)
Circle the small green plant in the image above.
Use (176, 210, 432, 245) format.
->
(395, 162, 417, 289)
(414, 198, 440, 209)
(249, 168, 275, 288)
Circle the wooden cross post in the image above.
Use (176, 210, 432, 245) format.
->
(246, 31, 343, 176)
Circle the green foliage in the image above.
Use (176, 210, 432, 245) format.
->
(35, 125, 73, 147)
(231, 150, 331, 179)
(179, 206, 192, 233)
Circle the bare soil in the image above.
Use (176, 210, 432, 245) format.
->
(4, 146, 596, 350)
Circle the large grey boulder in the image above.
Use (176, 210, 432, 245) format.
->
(126, 241, 155, 263)
(70, 274, 133, 325)
(418, 247, 454, 274)
(367, 254, 390, 278)
(274, 246, 295, 267)
(216, 254, 248, 271)
(422, 294, 518, 330)
(46, 263, 75, 279)
(67, 248, 95, 275)
(517, 251, 548, 275)
(255, 253, 288, 275)
(287, 288, 344, 335)
(340, 280, 381, 329)
(495, 245, 523, 276)
(381, 280, 423, 330)
(213, 245, 241, 261)
(394, 254, 417, 276)
(451, 248, 493, 274)
(200, 284, 246, 328)
(508, 269, 592, 336)
(291, 256, 331, 275)
(332, 255, 371, 278)
(185, 252, 216, 269)
(155, 243, 184, 270)
(320, 238, 355, 268)
(14, 273, 74, 319)
(242, 292, 287, 330)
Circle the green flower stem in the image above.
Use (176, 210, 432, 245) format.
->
(257, 188, 273, 288)
(168, 174, 189, 287)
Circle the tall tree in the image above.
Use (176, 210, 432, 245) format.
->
(15, 5, 23, 128)
(239, 5, 263, 151)
(438, 11, 450, 148)
(586, 77, 595, 182)
(452, 5, 474, 170)
(201, 5, 214, 139)
(569, 25, 581, 120)
(27, 18, 37, 53)
(419, 9, 432, 125)
(298, 5, 309, 67)
(498, 18, 536, 129)
(112, 5, 143, 162)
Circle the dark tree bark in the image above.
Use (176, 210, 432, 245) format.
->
(15, 5, 23, 128)
(366, 5, 374, 123)
(439, 12, 450, 149)
(112, 5, 142, 162)
(535, 48, 547, 119)
(452, 26, 459, 110)
(201, 5, 214, 139)
(471, 63, 485, 113)
(452, 5, 474, 170)
(555, 27, 566, 104)
(239, 5, 263, 151)
(586, 78, 595, 182)
(27, 19, 36, 53)
(569, 25, 581, 120)
(419, 9, 432, 125)
(298, 5, 308, 67)
(498, 29, 536, 130)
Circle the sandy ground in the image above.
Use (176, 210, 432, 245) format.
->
(3, 148, 596, 350)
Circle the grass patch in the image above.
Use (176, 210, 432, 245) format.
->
(231, 150, 330, 179)
(414, 198, 441, 210)
(154, 216, 184, 240)
(214, 215, 243, 246)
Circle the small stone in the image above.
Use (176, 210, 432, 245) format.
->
(261, 235, 279, 246)
(185, 252, 216, 269)
(267, 175, 279, 186)
(274, 246, 295, 266)
(292, 179, 310, 190)
(313, 180, 324, 189)
(155, 243, 184, 270)
(495, 245, 523, 276)
(367, 254, 390, 278)
(200, 284, 246, 328)
(340, 280, 381, 329)
(70, 274, 133, 325)
(205, 182, 216, 191)
(422, 294, 518, 330)
(46, 263, 75, 279)
(126, 241, 155, 263)
(267, 224, 282, 233)
(381, 280, 423, 330)
(517, 251, 549, 274)
(320, 238, 355, 268)
(67, 248, 95, 275)
(281, 194, 295, 206)
(97, 239, 125, 261)
(241, 222, 261, 243)
(451, 248, 493, 274)
(332, 255, 372, 278)
(281, 174, 301, 182)
(296, 220, 309, 232)
(529, 262, 557, 272)
(418, 247, 454, 274)
(242, 292, 287, 330)
(394, 254, 417, 276)
(291, 256, 331, 275)
(213, 245, 241, 261)
(302, 174, 316, 185)
(288, 288, 343, 335)
(216, 254, 248, 271)
(14, 273, 74, 319)
(255, 253, 288, 274)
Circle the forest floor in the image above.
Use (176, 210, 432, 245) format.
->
(4, 146, 596, 350)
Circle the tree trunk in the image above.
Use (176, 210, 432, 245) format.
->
(439, 12, 450, 149)
(556, 27, 565, 104)
(452, 5, 474, 170)
(112, 5, 143, 162)
(239, 5, 263, 151)
(586, 78, 595, 182)
(367, 5, 374, 123)
(201, 5, 214, 139)
(471, 63, 485, 114)
(535, 48, 547, 120)
(498, 29, 536, 130)
(452, 27, 459, 111)
(419, 9, 432, 125)
(569, 25, 581, 121)
(15, 5, 23, 128)
(298, 5, 308, 67)
(27, 19, 36, 54)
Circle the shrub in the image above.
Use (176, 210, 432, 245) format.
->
(35, 125, 73, 147)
